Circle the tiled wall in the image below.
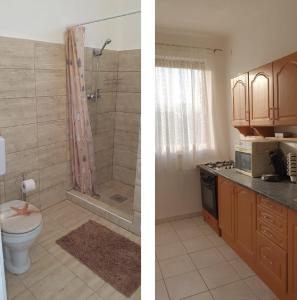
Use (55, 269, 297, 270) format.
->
(84, 48, 141, 187)
(0, 36, 71, 209)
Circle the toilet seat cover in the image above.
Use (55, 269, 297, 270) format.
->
(0, 200, 42, 234)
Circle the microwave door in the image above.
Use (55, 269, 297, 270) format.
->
(235, 151, 252, 173)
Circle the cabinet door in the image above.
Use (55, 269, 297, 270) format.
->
(234, 186, 257, 265)
(288, 209, 297, 299)
(249, 63, 274, 126)
(218, 177, 235, 245)
(231, 73, 249, 127)
(273, 52, 297, 125)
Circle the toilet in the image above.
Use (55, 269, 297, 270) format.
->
(0, 200, 42, 274)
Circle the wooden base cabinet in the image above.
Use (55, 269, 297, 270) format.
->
(288, 210, 297, 299)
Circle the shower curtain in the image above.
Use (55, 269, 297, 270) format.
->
(65, 26, 96, 195)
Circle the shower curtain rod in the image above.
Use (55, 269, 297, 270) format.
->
(156, 42, 223, 54)
(74, 10, 141, 27)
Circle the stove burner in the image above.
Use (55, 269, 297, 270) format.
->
(204, 160, 234, 170)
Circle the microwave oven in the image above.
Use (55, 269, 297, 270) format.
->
(235, 141, 278, 177)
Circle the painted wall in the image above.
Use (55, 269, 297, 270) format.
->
(0, 0, 140, 49)
(225, 1, 297, 157)
(155, 28, 230, 220)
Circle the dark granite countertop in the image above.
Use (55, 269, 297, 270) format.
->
(216, 169, 297, 211)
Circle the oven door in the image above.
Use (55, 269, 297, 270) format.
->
(200, 171, 218, 218)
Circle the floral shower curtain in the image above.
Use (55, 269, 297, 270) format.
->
(65, 26, 96, 195)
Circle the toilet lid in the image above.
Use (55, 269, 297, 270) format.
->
(0, 200, 42, 234)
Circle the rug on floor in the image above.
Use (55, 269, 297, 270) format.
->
(56, 220, 141, 297)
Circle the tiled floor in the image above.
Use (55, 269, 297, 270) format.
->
(95, 180, 134, 219)
(156, 216, 279, 300)
(5, 200, 141, 300)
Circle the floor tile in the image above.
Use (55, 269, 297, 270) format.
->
(156, 223, 179, 245)
(182, 236, 213, 253)
(174, 224, 203, 241)
(156, 260, 163, 280)
(184, 291, 214, 300)
(229, 258, 255, 279)
(190, 248, 225, 269)
(198, 224, 215, 235)
(210, 280, 257, 300)
(217, 244, 239, 261)
(88, 293, 104, 300)
(165, 271, 208, 300)
(199, 261, 240, 289)
(156, 241, 187, 260)
(171, 218, 197, 231)
(156, 280, 170, 300)
(6, 272, 27, 300)
(190, 216, 205, 226)
(244, 276, 278, 300)
(12, 289, 37, 300)
(206, 234, 226, 247)
(159, 255, 195, 278)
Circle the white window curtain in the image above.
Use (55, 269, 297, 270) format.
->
(156, 56, 215, 170)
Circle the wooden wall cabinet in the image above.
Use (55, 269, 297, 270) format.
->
(249, 63, 274, 126)
(231, 73, 249, 127)
(273, 52, 297, 126)
(288, 209, 297, 299)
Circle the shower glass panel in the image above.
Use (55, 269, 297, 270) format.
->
(84, 13, 140, 220)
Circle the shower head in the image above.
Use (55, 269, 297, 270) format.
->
(93, 39, 112, 56)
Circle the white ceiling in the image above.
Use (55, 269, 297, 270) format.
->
(156, 0, 297, 37)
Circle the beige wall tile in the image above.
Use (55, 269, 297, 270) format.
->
(85, 71, 93, 94)
(115, 112, 140, 133)
(95, 71, 117, 92)
(0, 69, 35, 98)
(36, 70, 66, 96)
(0, 97, 36, 127)
(97, 92, 116, 113)
(94, 130, 114, 152)
(96, 165, 113, 184)
(113, 149, 137, 170)
(118, 49, 141, 71)
(113, 165, 136, 186)
(35, 42, 65, 70)
(117, 71, 140, 92)
(38, 141, 69, 169)
(0, 123, 37, 153)
(38, 120, 67, 146)
(37, 96, 67, 122)
(0, 36, 34, 69)
(95, 149, 113, 169)
(84, 47, 93, 71)
(96, 112, 114, 133)
(114, 130, 139, 153)
(116, 92, 140, 113)
(39, 162, 70, 191)
(97, 50, 118, 71)
(6, 148, 38, 176)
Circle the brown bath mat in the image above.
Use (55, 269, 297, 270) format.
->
(56, 220, 141, 297)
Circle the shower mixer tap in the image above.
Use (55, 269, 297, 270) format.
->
(87, 89, 101, 102)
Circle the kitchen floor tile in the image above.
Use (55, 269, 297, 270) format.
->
(159, 255, 196, 278)
(229, 257, 255, 279)
(156, 280, 170, 300)
(165, 271, 208, 300)
(190, 248, 225, 269)
(156, 260, 163, 280)
(199, 261, 240, 289)
(217, 244, 239, 260)
(156, 241, 187, 260)
(210, 280, 257, 300)
(156, 223, 180, 245)
(182, 236, 214, 253)
(184, 291, 214, 299)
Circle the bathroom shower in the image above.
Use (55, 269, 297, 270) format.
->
(93, 38, 112, 56)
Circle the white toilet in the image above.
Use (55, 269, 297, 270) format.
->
(0, 200, 42, 274)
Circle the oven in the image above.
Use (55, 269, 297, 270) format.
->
(200, 168, 218, 218)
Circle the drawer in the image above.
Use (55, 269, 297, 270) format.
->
(257, 206, 287, 234)
(257, 195, 287, 219)
(257, 219, 287, 250)
(256, 232, 287, 293)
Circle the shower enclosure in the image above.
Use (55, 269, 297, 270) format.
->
(67, 11, 141, 233)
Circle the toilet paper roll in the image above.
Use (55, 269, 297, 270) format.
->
(21, 179, 36, 193)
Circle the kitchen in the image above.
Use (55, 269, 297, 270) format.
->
(155, 0, 297, 299)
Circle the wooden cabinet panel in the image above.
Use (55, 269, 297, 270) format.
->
(249, 63, 274, 126)
(273, 52, 297, 126)
(231, 73, 249, 127)
(218, 176, 235, 244)
(234, 186, 256, 265)
(257, 195, 288, 218)
(288, 210, 297, 299)
(256, 232, 287, 295)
